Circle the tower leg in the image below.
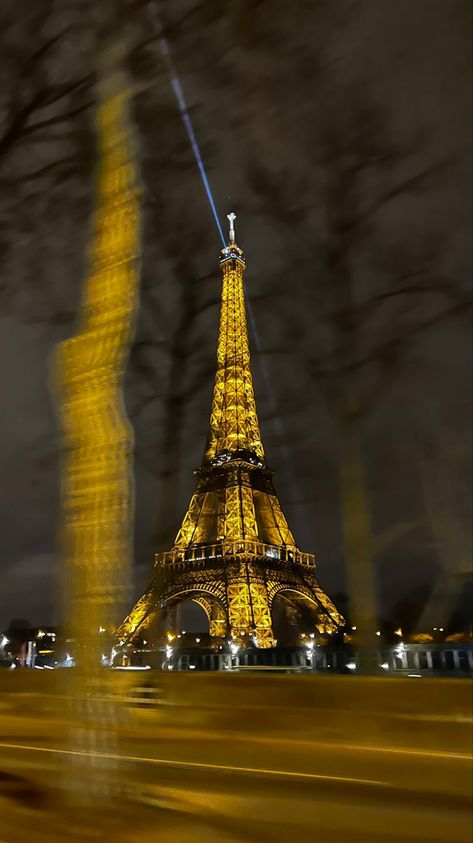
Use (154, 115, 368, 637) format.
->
(227, 565, 275, 648)
(167, 605, 178, 637)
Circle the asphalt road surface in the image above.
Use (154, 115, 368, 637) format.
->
(0, 714, 471, 842)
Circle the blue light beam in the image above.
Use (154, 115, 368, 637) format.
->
(147, 1, 226, 247)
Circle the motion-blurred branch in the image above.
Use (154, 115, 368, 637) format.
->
(341, 157, 454, 235)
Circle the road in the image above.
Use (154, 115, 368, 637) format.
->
(0, 713, 471, 842)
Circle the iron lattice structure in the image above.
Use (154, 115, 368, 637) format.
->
(118, 220, 343, 648)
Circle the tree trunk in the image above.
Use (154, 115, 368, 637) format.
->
(417, 455, 472, 632)
(339, 416, 379, 673)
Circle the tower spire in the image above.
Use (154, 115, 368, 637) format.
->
(204, 213, 264, 463)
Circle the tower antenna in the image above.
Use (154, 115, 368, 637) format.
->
(227, 212, 236, 244)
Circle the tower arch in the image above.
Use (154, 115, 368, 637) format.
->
(162, 589, 227, 639)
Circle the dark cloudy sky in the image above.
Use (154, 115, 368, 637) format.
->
(0, 0, 471, 629)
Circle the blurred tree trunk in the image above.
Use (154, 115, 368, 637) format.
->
(417, 448, 472, 633)
(338, 415, 378, 667)
(323, 148, 381, 669)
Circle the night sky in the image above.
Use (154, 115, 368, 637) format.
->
(0, 0, 471, 630)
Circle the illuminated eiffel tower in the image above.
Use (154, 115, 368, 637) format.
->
(118, 214, 343, 648)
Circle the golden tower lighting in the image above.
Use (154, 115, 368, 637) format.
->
(118, 214, 342, 650)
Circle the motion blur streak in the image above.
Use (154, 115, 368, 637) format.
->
(54, 25, 141, 804)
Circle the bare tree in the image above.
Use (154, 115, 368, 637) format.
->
(242, 86, 471, 667)
(0, 1, 95, 324)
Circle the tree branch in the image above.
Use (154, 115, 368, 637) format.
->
(0, 92, 47, 161)
(129, 1, 207, 58)
(0, 156, 78, 186)
(343, 157, 453, 233)
(354, 300, 472, 376)
(353, 272, 471, 325)
(20, 101, 93, 137)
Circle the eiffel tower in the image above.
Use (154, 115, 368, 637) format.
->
(118, 214, 343, 648)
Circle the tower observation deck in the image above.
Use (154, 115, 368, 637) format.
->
(118, 215, 343, 648)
